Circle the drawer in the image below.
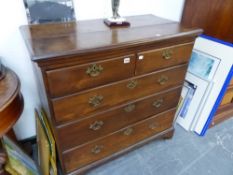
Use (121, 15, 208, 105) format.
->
(57, 86, 182, 150)
(136, 43, 193, 75)
(220, 88, 233, 106)
(46, 55, 136, 97)
(52, 64, 187, 123)
(63, 108, 176, 173)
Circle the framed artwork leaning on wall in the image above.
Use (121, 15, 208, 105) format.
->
(23, 0, 76, 24)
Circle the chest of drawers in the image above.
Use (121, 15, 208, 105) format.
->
(20, 15, 202, 174)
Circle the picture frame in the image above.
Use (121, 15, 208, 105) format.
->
(36, 109, 57, 175)
(23, 0, 76, 24)
(188, 49, 220, 81)
(176, 35, 233, 135)
(191, 36, 233, 135)
(2, 136, 40, 175)
(176, 73, 212, 131)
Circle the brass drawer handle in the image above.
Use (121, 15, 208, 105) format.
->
(162, 49, 173, 60)
(124, 128, 133, 136)
(127, 80, 138, 89)
(91, 145, 103, 154)
(158, 75, 168, 85)
(124, 104, 136, 112)
(86, 64, 103, 77)
(89, 95, 103, 107)
(149, 123, 160, 130)
(152, 99, 164, 108)
(89, 121, 104, 131)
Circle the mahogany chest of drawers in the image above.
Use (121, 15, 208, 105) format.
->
(20, 15, 202, 174)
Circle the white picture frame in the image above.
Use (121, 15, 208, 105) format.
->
(176, 36, 233, 135)
(192, 36, 233, 135)
(188, 49, 220, 81)
(176, 73, 211, 131)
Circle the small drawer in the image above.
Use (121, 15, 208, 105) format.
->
(136, 43, 193, 75)
(63, 108, 176, 173)
(220, 88, 233, 106)
(46, 55, 136, 97)
(52, 64, 187, 123)
(57, 87, 182, 150)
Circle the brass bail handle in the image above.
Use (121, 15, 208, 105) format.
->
(89, 95, 103, 107)
(127, 80, 138, 89)
(86, 64, 103, 77)
(91, 145, 104, 154)
(124, 104, 136, 112)
(162, 49, 173, 60)
(89, 121, 104, 131)
(149, 123, 160, 130)
(153, 99, 164, 108)
(123, 128, 133, 136)
(158, 75, 168, 85)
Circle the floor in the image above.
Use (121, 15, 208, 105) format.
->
(87, 118, 233, 175)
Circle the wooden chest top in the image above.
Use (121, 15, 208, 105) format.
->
(20, 15, 202, 61)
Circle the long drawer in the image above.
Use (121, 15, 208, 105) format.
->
(52, 64, 187, 123)
(63, 108, 176, 173)
(57, 87, 182, 150)
(136, 43, 193, 75)
(46, 54, 136, 97)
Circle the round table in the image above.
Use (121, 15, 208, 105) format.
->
(0, 68, 24, 174)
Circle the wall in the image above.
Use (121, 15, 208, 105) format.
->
(74, 0, 185, 21)
(0, 0, 185, 140)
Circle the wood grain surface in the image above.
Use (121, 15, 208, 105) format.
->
(21, 15, 202, 61)
(0, 69, 23, 137)
(181, 0, 233, 43)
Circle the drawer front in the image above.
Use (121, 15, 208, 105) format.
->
(63, 108, 176, 173)
(46, 55, 136, 97)
(220, 88, 233, 106)
(58, 87, 182, 150)
(52, 64, 187, 123)
(136, 43, 193, 75)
